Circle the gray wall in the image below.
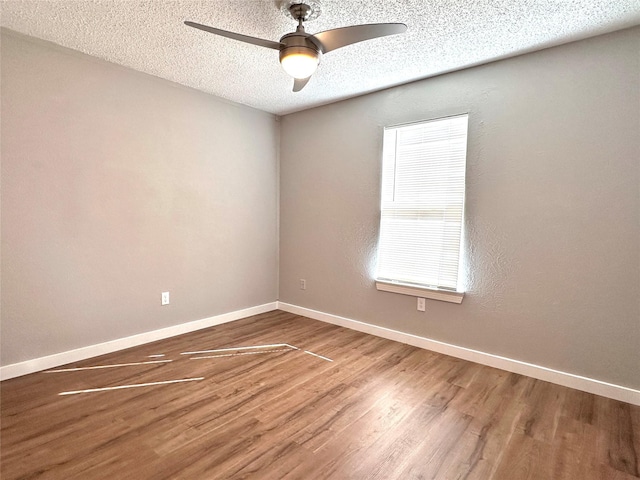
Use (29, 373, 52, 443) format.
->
(279, 27, 640, 389)
(1, 31, 279, 366)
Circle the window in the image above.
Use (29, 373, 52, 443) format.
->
(375, 114, 468, 304)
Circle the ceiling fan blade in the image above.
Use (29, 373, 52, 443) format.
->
(312, 23, 407, 54)
(293, 76, 311, 92)
(184, 21, 282, 50)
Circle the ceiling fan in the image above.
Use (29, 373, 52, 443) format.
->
(185, 0, 407, 92)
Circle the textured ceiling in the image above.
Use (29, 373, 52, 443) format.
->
(1, 0, 639, 115)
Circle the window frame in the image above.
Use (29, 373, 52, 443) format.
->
(374, 114, 469, 304)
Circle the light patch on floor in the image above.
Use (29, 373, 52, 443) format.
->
(180, 343, 293, 355)
(58, 377, 205, 396)
(45, 360, 172, 373)
(189, 349, 293, 360)
(303, 350, 333, 362)
(182, 343, 333, 362)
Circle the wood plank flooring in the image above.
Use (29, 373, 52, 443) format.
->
(1, 311, 639, 479)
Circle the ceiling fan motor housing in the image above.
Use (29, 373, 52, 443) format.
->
(279, 31, 323, 63)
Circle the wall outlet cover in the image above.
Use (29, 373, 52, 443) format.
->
(417, 297, 426, 312)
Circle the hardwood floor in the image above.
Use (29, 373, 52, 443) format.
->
(1, 310, 638, 479)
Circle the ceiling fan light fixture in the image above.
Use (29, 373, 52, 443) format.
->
(280, 47, 321, 79)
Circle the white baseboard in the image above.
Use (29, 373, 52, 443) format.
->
(5, 301, 638, 406)
(0, 302, 278, 381)
(277, 302, 640, 406)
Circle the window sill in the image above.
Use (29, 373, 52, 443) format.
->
(375, 280, 464, 304)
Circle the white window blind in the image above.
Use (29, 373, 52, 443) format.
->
(376, 114, 468, 292)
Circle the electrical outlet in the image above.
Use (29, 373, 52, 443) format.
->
(417, 297, 426, 312)
(300, 279, 306, 290)
(161, 292, 170, 306)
